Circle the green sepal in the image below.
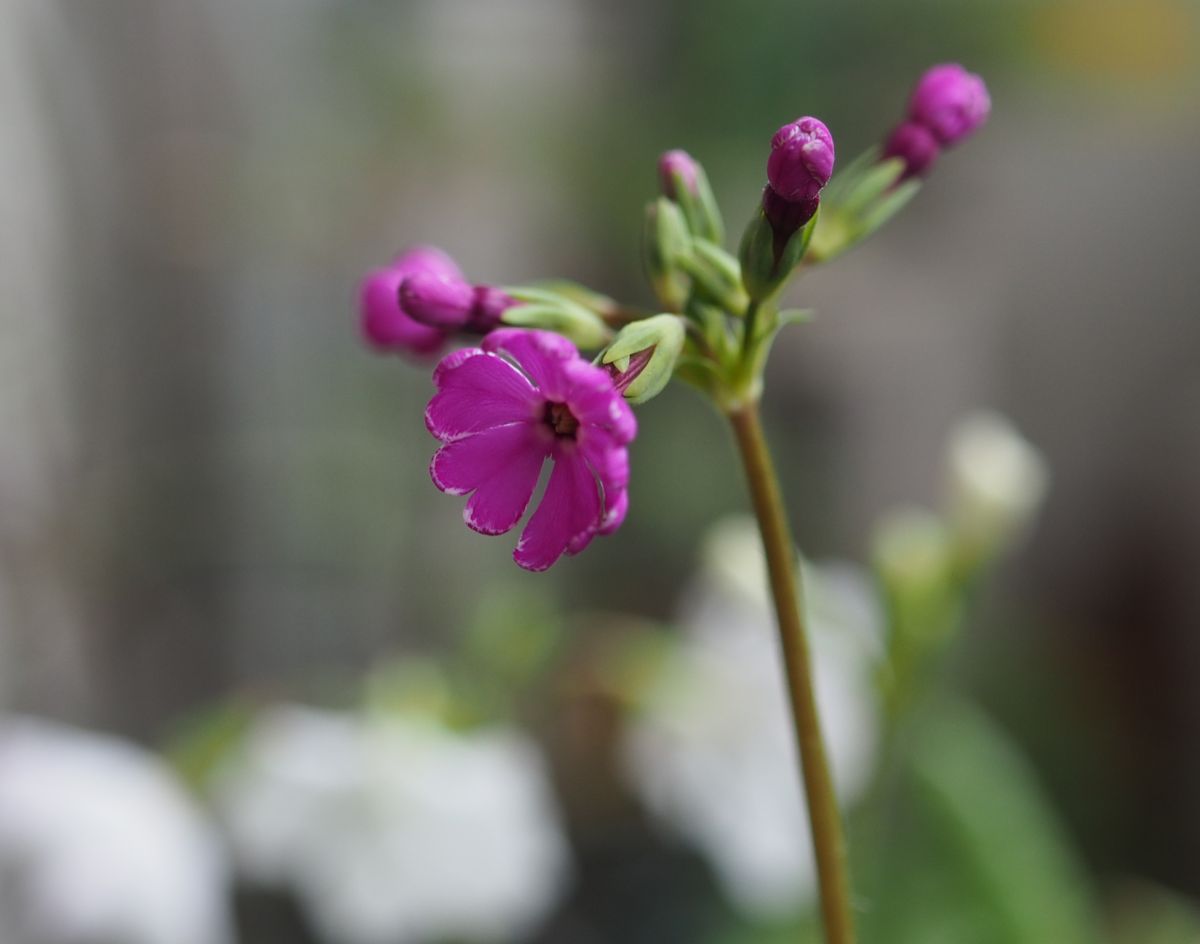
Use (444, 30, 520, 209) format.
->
(643, 197, 692, 311)
(671, 163, 725, 245)
(859, 178, 921, 233)
(528, 279, 619, 318)
(841, 157, 905, 215)
(778, 307, 815, 326)
(500, 301, 612, 349)
(809, 154, 921, 263)
(738, 206, 819, 302)
(599, 314, 685, 404)
(820, 145, 882, 205)
(678, 238, 748, 313)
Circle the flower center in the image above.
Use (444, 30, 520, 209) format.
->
(543, 401, 580, 439)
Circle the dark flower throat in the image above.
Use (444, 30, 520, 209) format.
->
(543, 401, 580, 439)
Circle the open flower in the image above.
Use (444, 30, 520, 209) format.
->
(212, 707, 569, 944)
(426, 328, 636, 571)
(0, 717, 234, 944)
(623, 517, 882, 918)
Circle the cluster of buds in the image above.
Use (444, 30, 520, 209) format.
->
(807, 63, 991, 263)
(883, 63, 991, 181)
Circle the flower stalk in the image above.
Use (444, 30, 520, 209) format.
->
(727, 401, 857, 944)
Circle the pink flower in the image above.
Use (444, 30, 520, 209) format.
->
(426, 329, 637, 572)
(360, 246, 462, 356)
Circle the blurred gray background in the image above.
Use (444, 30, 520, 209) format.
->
(2, 0, 1199, 911)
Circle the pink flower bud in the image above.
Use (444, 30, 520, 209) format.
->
(359, 267, 445, 355)
(882, 121, 941, 180)
(359, 245, 466, 356)
(399, 272, 475, 328)
(469, 285, 515, 331)
(657, 149, 700, 199)
(766, 116, 835, 203)
(908, 63, 990, 146)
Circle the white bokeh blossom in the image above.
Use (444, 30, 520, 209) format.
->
(944, 411, 1049, 558)
(623, 516, 882, 918)
(0, 717, 234, 944)
(212, 706, 569, 944)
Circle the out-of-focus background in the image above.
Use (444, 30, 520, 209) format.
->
(2, 1, 1199, 943)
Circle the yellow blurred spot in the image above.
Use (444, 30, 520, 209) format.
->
(1030, 0, 1197, 82)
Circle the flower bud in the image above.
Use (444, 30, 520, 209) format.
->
(908, 63, 990, 147)
(766, 116, 835, 203)
(469, 285, 515, 332)
(360, 267, 446, 356)
(600, 314, 685, 404)
(359, 245, 467, 356)
(399, 272, 475, 328)
(657, 149, 725, 244)
(658, 149, 700, 200)
(643, 197, 692, 311)
(881, 121, 940, 180)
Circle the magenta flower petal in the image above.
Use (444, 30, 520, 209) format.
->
(580, 430, 630, 538)
(464, 435, 547, 535)
(426, 352, 540, 442)
(563, 361, 638, 444)
(430, 423, 547, 497)
(514, 451, 602, 572)
(483, 329, 578, 400)
(400, 272, 476, 329)
(598, 487, 628, 536)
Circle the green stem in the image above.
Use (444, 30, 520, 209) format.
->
(741, 297, 761, 360)
(727, 402, 857, 944)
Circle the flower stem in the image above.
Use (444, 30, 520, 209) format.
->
(727, 402, 856, 944)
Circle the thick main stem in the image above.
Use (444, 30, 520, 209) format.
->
(727, 402, 856, 944)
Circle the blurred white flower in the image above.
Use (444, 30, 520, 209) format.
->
(623, 516, 882, 918)
(212, 706, 569, 944)
(944, 411, 1049, 558)
(0, 717, 234, 944)
(872, 505, 953, 591)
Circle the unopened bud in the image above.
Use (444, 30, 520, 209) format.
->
(908, 63, 990, 147)
(399, 272, 475, 328)
(766, 116, 835, 203)
(881, 121, 940, 181)
(600, 314, 685, 404)
(469, 285, 515, 331)
(643, 197, 693, 311)
(657, 148, 725, 244)
(658, 149, 700, 199)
